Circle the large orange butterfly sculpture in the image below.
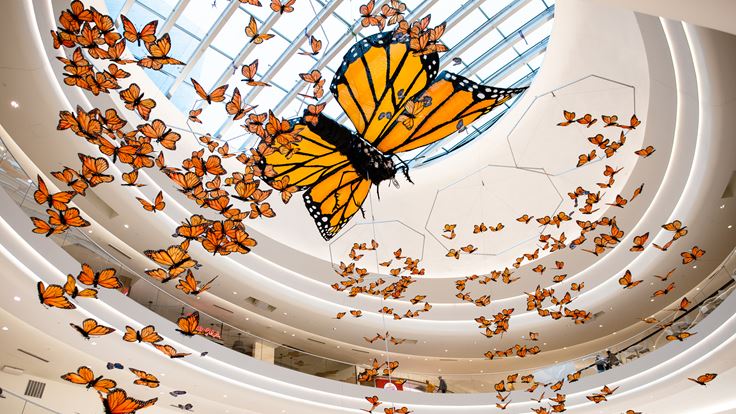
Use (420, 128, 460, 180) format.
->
(257, 20, 524, 239)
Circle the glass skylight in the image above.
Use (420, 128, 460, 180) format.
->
(105, 0, 555, 167)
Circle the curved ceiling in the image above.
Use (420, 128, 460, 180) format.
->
(0, 0, 734, 397)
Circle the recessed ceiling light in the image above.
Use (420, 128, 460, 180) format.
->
(720, 204, 726, 209)
(1, 326, 8, 331)
(233, 291, 237, 295)
(88, 230, 93, 234)
(543, 342, 547, 345)
(563, 347, 567, 350)
(613, 332, 617, 335)
(650, 299, 655, 302)
(245, 317, 249, 321)
(283, 312, 287, 316)
(10, 100, 19, 108)
(90, 341, 97, 345)
(693, 265, 697, 269)
(291, 334, 295, 337)
(223, 395, 227, 398)
(282, 330, 287, 334)
(444, 349, 448, 352)
(123, 224, 129, 228)
(438, 369, 441, 372)
(728, 225, 733, 229)
(336, 345, 340, 348)
(424, 358, 428, 361)
(599, 324, 603, 328)
(13, 296, 20, 302)
(696, 287, 700, 290)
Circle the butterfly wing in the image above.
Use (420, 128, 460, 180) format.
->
(259, 119, 352, 191)
(375, 72, 523, 153)
(303, 164, 372, 240)
(330, 31, 439, 145)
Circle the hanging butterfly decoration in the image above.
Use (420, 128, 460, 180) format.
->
(257, 17, 525, 240)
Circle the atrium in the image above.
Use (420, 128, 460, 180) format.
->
(0, 0, 735, 413)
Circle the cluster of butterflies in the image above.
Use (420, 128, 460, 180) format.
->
(332, 243, 432, 321)
(357, 358, 401, 383)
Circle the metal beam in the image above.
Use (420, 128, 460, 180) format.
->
(481, 36, 548, 85)
(166, 0, 240, 97)
(269, 0, 396, 117)
(214, 0, 343, 139)
(119, 0, 136, 17)
(458, 6, 554, 78)
(159, 0, 190, 35)
(439, 0, 532, 68)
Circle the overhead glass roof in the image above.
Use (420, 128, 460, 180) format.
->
(104, 0, 555, 167)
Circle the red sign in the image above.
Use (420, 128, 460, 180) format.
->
(375, 378, 404, 391)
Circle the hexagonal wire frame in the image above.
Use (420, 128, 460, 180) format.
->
(424, 74, 637, 256)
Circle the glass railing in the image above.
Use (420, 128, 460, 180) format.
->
(0, 388, 60, 414)
(0, 136, 735, 393)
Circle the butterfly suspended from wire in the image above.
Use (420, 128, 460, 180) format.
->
(256, 20, 525, 240)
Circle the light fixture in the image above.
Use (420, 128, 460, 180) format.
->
(223, 394, 227, 398)
(233, 291, 237, 295)
(336, 345, 340, 348)
(291, 334, 295, 337)
(245, 317, 249, 321)
(13, 296, 20, 302)
(720, 204, 726, 209)
(1, 326, 8, 331)
(728, 225, 733, 229)
(90, 341, 97, 345)
(123, 224, 129, 228)
(10, 100, 19, 108)
(88, 230, 93, 234)
(650, 298, 655, 302)
(693, 265, 697, 269)
(599, 324, 603, 328)
(283, 312, 287, 316)
(444, 349, 448, 352)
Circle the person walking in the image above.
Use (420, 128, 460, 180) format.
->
(595, 354, 607, 373)
(438, 376, 447, 393)
(424, 380, 435, 393)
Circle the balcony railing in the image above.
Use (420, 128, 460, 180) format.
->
(0, 134, 734, 393)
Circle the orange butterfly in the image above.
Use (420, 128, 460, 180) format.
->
(121, 170, 145, 187)
(619, 114, 641, 130)
(681, 246, 705, 264)
(191, 78, 228, 104)
(666, 331, 695, 341)
(77, 263, 122, 289)
(618, 270, 642, 289)
(123, 325, 162, 343)
(606, 194, 628, 208)
(34, 176, 75, 210)
(153, 343, 190, 358)
(119, 83, 156, 120)
(136, 191, 165, 212)
(557, 110, 575, 126)
(360, 1, 384, 29)
(129, 368, 159, 388)
(635, 145, 655, 157)
(63, 274, 98, 299)
(249, 202, 275, 218)
(176, 312, 203, 337)
(51, 167, 88, 195)
(654, 268, 676, 281)
(652, 282, 675, 298)
(576, 113, 597, 128)
(299, 35, 322, 56)
(577, 150, 596, 167)
(630, 232, 649, 251)
(120, 15, 157, 46)
(144, 245, 199, 277)
(70, 318, 116, 339)
(225, 87, 256, 120)
(662, 220, 688, 239)
(601, 114, 619, 127)
(176, 272, 218, 296)
(188, 108, 203, 123)
(61, 366, 116, 393)
(245, 16, 274, 44)
(688, 373, 717, 386)
(138, 119, 180, 150)
(99, 388, 157, 413)
(37, 281, 75, 309)
(79, 153, 114, 186)
(241, 60, 271, 86)
(270, 0, 295, 14)
(137, 33, 184, 70)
